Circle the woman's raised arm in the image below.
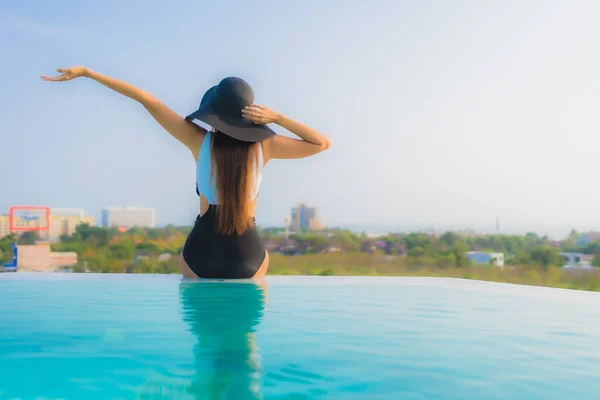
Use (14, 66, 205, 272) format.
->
(241, 104, 331, 163)
(42, 66, 204, 154)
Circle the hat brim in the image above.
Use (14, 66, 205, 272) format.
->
(185, 105, 276, 143)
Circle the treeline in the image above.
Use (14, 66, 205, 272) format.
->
(1, 225, 599, 279)
(264, 229, 600, 268)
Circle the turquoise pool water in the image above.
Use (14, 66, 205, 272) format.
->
(0, 274, 599, 399)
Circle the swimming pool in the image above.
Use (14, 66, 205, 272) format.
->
(0, 274, 599, 399)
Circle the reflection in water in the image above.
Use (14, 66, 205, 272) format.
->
(179, 280, 267, 399)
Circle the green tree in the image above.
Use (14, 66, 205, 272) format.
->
(329, 231, 360, 252)
(439, 232, 459, 247)
(501, 235, 525, 254)
(408, 246, 425, 257)
(18, 231, 40, 245)
(109, 243, 135, 259)
(75, 223, 115, 246)
(593, 252, 600, 267)
(360, 239, 376, 253)
(560, 236, 580, 252)
(515, 251, 531, 264)
(437, 253, 456, 269)
(0, 235, 17, 263)
(84, 253, 107, 272)
(71, 262, 87, 273)
(128, 227, 145, 236)
(488, 235, 506, 252)
(529, 245, 561, 269)
(306, 235, 329, 253)
(52, 241, 88, 256)
(453, 243, 470, 267)
(136, 242, 159, 253)
(584, 241, 600, 255)
(403, 233, 433, 251)
(85, 235, 99, 248)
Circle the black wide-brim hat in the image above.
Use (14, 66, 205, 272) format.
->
(185, 77, 276, 142)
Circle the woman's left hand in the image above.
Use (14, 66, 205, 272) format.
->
(242, 104, 281, 124)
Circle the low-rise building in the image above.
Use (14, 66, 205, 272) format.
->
(324, 243, 344, 253)
(39, 214, 96, 242)
(264, 239, 282, 252)
(158, 253, 173, 262)
(14, 243, 78, 272)
(134, 251, 152, 262)
(466, 251, 504, 267)
(560, 252, 593, 269)
(278, 239, 305, 255)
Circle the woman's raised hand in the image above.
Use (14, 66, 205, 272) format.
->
(242, 104, 281, 125)
(41, 66, 89, 82)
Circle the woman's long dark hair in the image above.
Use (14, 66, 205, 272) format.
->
(211, 130, 260, 235)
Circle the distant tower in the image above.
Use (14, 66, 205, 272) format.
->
(496, 217, 500, 234)
(284, 217, 290, 239)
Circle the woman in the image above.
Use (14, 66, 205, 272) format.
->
(41, 67, 331, 279)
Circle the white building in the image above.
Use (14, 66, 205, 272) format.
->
(560, 252, 593, 269)
(40, 214, 95, 242)
(466, 251, 505, 267)
(102, 207, 156, 229)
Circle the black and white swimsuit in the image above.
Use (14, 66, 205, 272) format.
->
(181, 132, 266, 279)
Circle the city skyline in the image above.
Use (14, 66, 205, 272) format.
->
(1, 202, 597, 241)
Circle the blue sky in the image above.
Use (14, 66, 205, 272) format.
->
(1, 0, 600, 238)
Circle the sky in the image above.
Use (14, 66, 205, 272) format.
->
(1, 0, 600, 239)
